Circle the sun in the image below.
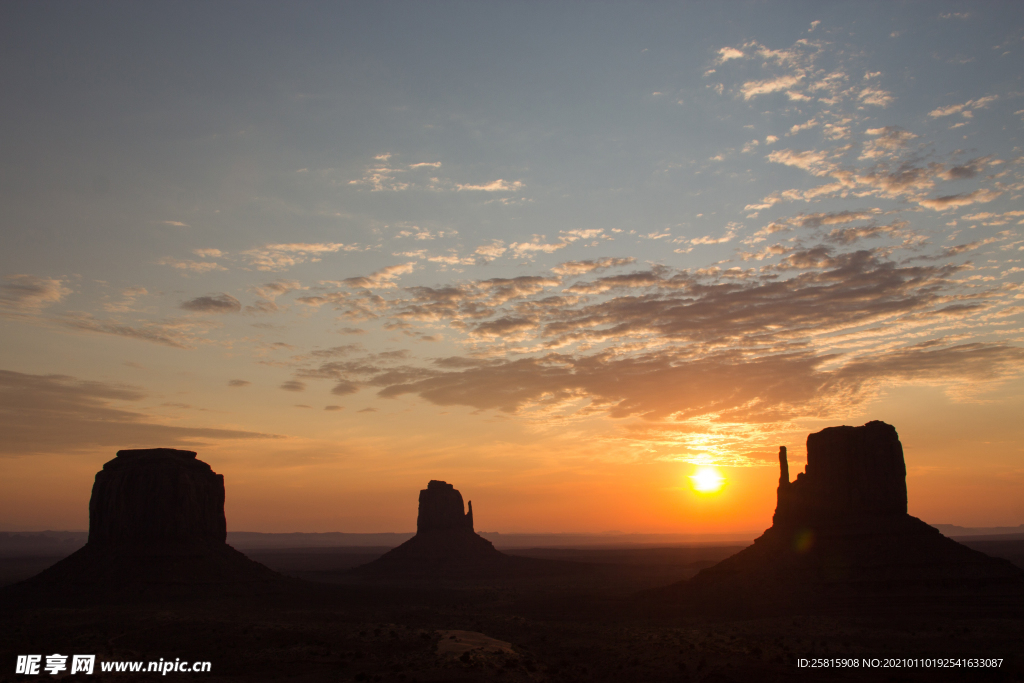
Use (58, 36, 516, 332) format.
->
(689, 466, 726, 494)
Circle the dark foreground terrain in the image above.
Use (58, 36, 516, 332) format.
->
(3, 542, 1024, 682)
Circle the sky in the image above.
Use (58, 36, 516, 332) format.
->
(2, 1, 1023, 534)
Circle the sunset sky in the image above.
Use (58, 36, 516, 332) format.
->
(2, 2, 1023, 535)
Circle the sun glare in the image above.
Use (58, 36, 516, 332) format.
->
(689, 466, 726, 494)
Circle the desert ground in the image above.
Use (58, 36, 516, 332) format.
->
(3, 537, 1023, 682)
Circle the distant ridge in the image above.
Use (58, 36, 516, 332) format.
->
(225, 530, 758, 550)
(931, 524, 1024, 538)
(6, 526, 1021, 556)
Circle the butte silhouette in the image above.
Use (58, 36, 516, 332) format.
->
(352, 480, 575, 578)
(352, 480, 508, 577)
(4, 448, 284, 603)
(646, 421, 1024, 615)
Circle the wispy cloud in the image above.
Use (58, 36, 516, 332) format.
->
(0, 370, 276, 455)
(551, 257, 636, 276)
(0, 275, 71, 314)
(180, 293, 242, 313)
(928, 95, 998, 118)
(919, 188, 1002, 211)
(157, 257, 227, 274)
(348, 154, 525, 195)
(690, 223, 740, 245)
(860, 127, 917, 160)
(455, 179, 525, 192)
(475, 241, 507, 261)
(103, 286, 148, 313)
(767, 149, 836, 176)
(716, 46, 745, 63)
(242, 243, 361, 271)
(61, 314, 208, 349)
(741, 73, 804, 100)
(342, 263, 416, 289)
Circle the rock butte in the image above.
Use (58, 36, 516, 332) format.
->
(352, 480, 509, 576)
(8, 448, 283, 602)
(647, 421, 1024, 615)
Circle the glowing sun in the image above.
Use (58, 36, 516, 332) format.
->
(689, 466, 726, 494)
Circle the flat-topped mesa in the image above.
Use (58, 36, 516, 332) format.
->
(88, 448, 227, 547)
(5, 448, 285, 603)
(773, 420, 908, 528)
(417, 480, 474, 534)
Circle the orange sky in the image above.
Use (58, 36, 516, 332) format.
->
(2, 4, 1023, 534)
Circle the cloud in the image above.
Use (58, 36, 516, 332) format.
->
(374, 341, 1024, 423)
(342, 263, 416, 289)
(469, 316, 539, 339)
(0, 275, 71, 314)
(741, 74, 804, 100)
(62, 314, 205, 349)
(738, 244, 792, 261)
(790, 209, 881, 228)
(242, 243, 360, 271)
(716, 46, 745, 63)
(474, 241, 507, 261)
(228, 379, 251, 387)
(295, 289, 388, 321)
(960, 210, 1024, 225)
(941, 156, 992, 180)
(245, 280, 306, 314)
(280, 380, 306, 392)
(455, 179, 524, 192)
(157, 258, 227, 273)
(510, 238, 569, 257)
(0, 370, 277, 455)
(268, 235, 1023, 429)
(939, 237, 1002, 257)
(928, 95, 998, 118)
(787, 118, 818, 135)
(918, 188, 1002, 211)
(479, 277, 562, 304)
(552, 257, 636, 276)
(691, 223, 740, 245)
(331, 380, 360, 395)
(103, 286, 148, 313)
(744, 194, 783, 213)
(860, 127, 917, 159)
(767, 149, 835, 176)
(858, 87, 894, 107)
(192, 248, 223, 258)
(180, 293, 242, 313)
(348, 158, 409, 191)
(394, 248, 975, 358)
(565, 269, 667, 294)
(348, 154, 525, 195)
(824, 221, 906, 245)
